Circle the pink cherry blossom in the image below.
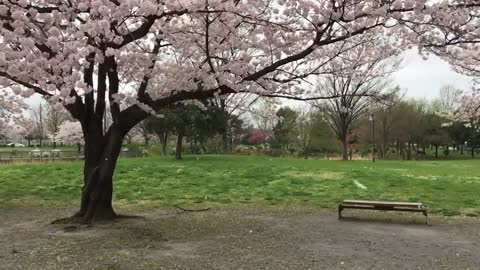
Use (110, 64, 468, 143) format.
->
(56, 120, 84, 145)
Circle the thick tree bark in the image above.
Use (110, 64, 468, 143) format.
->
(70, 126, 125, 223)
(175, 133, 183, 160)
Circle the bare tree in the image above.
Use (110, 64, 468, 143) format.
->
(372, 87, 404, 159)
(295, 110, 315, 159)
(45, 105, 70, 148)
(30, 104, 47, 147)
(250, 99, 279, 140)
(209, 94, 258, 153)
(313, 52, 399, 160)
(432, 85, 463, 115)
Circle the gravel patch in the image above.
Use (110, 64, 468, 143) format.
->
(1, 207, 479, 269)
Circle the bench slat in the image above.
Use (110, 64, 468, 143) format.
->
(342, 200, 423, 207)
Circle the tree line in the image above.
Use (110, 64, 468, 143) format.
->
(122, 84, 480, 161)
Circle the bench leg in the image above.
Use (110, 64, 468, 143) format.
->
(338, 205, 343, 219)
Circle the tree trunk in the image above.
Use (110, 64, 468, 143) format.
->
(460, 145, 464, 155)
(161, 133, 168, 156)
(341, 136, 348, 161)
(77, 143, 81, 154)
(435, 144, 438, 159)
(472, 147, 475, 158)
(400, 145, 405, 160)
(382, 139, 387, 160)
(407, 142, 412, 160)
(144, 136, 149, 147)
(70, 127, 125, 224)
(222, 131, 229, 153)
(395, 141, 400, 159)
(176, 133, 183, 160)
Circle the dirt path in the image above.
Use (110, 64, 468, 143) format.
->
(0, 207, 479, 270)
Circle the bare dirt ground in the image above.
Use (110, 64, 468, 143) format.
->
(1, 206, 479, 270)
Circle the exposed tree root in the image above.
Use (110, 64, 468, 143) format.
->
(174, 205, 211, 213)
(51, 216, 87, 225)
(51, 213, 145, 225)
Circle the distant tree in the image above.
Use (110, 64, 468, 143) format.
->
(45, 105, 70, 148)
(424, 113, 451, 159)
(208, 94, 256, 153)
(251, 99, 278, 140)
(30, 104, 48, 147)
(13, 117, 37, 147)
(372, 87, 404, 159)
(247, 130, 267, 146)
(315, 69, 395, 160)
(294, 110, 336, 158)
(387, 100, 426, 160)
(57, 120, 84, 153)
(229, 117, 247, 149)
(168, 103, 207, 160)
(453, 90, 480, 157)
(313, 36, 399, 160)
(133, 121, 152, 147)
(432, 85, 462, 115)
(144, 115, 172, 156)
(271, 107, 298, 151)
(445, 121, 471, 155)
(310, 111, 339, 158)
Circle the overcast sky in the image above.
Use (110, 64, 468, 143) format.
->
(393, 49, 475, 100)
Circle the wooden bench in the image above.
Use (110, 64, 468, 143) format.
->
(338, 200, 428, 224)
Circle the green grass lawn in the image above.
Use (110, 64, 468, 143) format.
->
(1, 155, 479, 216)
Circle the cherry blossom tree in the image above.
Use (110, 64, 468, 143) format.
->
(1, 0, 479, 223)
(247, 130, 267, 145)
(57, 120, 84, 146)
(12, 116, 37, 147)
(404, 1, 480, 82)
(0, 89, 25, 138)
(453, 90, 480, 156)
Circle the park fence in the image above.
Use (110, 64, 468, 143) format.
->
(0, 149, 141, 165)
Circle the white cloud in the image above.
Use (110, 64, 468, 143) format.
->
(393, 49, 474, 100)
